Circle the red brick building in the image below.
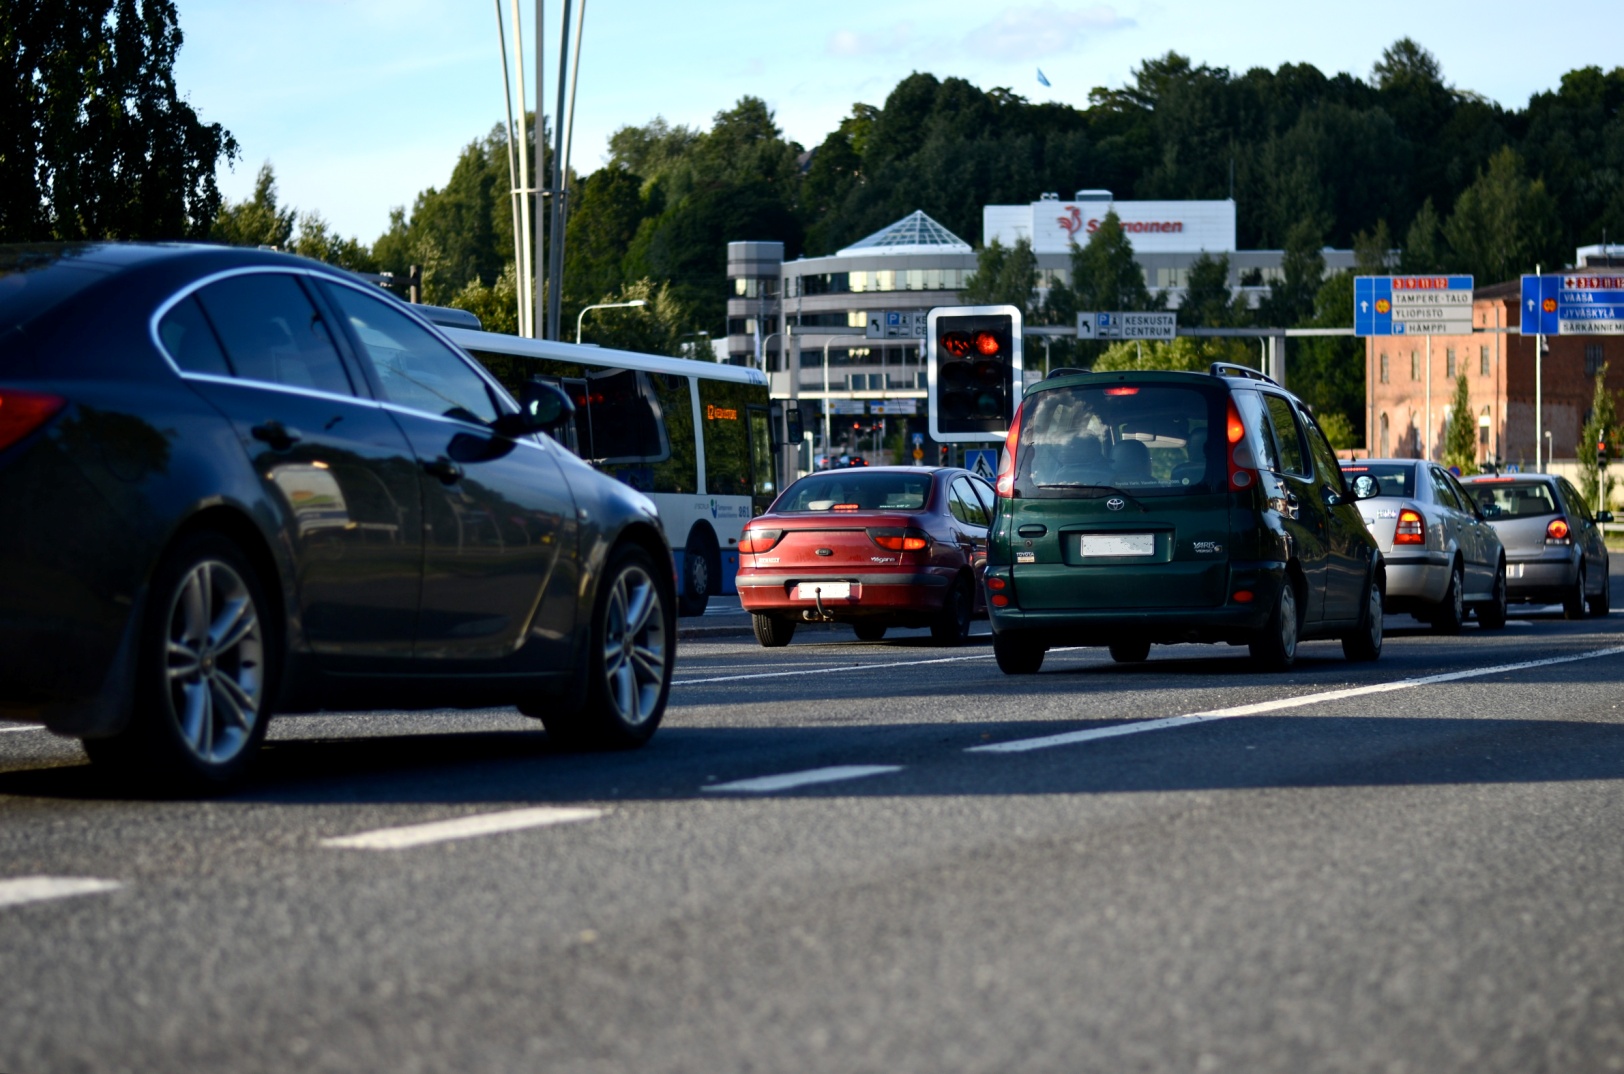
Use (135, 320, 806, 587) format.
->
(1364, 280, 1624, 468)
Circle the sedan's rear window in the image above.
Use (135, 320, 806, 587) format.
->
(1468, 481, 1557, 518)
(1016, 383, 1217, 497)
(1340, 463, 1414, 497)
(777, 472, 932, 512)
(0, 247, 109, 340)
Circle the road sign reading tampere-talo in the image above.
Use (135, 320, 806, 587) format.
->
(1354, 276, 1474, 336)
(1075, 311, 1175, 340)
(1520, 274, 1624, 335)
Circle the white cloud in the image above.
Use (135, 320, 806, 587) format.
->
(966, 4, 1134, 61)
(826, 22, 916, 57)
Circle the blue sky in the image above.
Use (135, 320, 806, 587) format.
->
(172, 0, 1624, 243)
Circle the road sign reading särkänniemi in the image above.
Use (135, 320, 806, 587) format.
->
(1521, 274, 1624, 336)
(1354, 276, 1474, 337)
(1076, 311, 1175, 340)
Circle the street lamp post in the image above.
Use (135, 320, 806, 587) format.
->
(575, 299, 648, 344)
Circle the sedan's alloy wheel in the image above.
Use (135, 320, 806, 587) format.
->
(600, 563, 668, 729)
(164, 558, 265, 765)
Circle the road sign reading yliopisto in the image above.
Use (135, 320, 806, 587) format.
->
(1520, 273, 1624, 336)
(1075, 311, 1176, 340)
(1354, 276, 1474, 336)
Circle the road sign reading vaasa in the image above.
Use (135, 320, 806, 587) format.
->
(1521, 274, 1624, 336)
(1354, 276, 1474, 337)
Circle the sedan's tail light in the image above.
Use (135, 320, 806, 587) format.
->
(1394, 508, 1425, 545)
(1546, 518, 1572, 543)
(867, 527, 930, 552)
(738, 527, 783, 554)
(0, 389, 66, 454)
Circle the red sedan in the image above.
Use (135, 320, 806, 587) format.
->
(736, 466, 995, 647)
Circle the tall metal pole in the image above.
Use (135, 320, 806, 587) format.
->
(1535, 263, 1544, 471)
(496, 1, 529, 337)
(542, 0, 555, 341)
(544, 0, 573, 340)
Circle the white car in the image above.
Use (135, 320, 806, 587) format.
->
(1340, 459, 1506, 632)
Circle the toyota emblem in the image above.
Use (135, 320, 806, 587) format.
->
(1106, 497, 1126, 511)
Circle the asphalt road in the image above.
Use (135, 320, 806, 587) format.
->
(4, 574, 1624, 1074)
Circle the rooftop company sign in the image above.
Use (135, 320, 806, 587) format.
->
(984, 199, 1236, 255)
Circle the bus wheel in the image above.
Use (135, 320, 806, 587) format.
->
(678, 533, 715, 616)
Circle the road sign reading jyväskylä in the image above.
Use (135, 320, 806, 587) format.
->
(1075, 311, 1176, 340)
(1521, 274, 1624, 336)
(1354, 276, 1474, 336)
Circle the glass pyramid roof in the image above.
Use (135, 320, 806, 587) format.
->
(836, 210, 972, 257)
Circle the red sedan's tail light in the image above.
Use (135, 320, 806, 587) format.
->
(737, 527, 783, 554)
(1394, 508, 1425, 545)
(867, 527, 930, 552)
(1546, 518, 1571, 543)
(0, 389, 66, 454)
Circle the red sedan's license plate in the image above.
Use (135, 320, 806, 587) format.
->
(793, 582, 853, 601)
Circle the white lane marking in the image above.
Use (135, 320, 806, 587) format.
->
(321, 807, 603, 850)
(674, 648, 1083, 686)
(0, 877, 122, 909)
(0, 724, 44, 734)
(970, 645, 1624, 754)
(703, 765, 903, 793)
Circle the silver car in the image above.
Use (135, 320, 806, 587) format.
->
(1340, 459, 1506, 632)
(1460, 473, 1611, 618)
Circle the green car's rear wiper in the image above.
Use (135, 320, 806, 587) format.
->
(1031, 483, 1150, 512)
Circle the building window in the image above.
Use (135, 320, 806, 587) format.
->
(1586, 343, 1605, 377)
(1445, 348, 1456, 378)
(1480, 345, 1489, 376)
(1380, 353, 1389, 383)
(1379, 413, 1390, 456)
(1411, 352, 1419, 381)
(1479, 405, 1490, 448)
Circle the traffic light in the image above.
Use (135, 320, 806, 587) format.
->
(1599, 436, 1610, 466)
(927, 305, 1022, 443)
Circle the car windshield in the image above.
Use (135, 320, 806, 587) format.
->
(1468, 480, 1558, 518)
(1341, 462, 1414, 497)
(776, 472, 931, 512)
(1015, 383, 1217, 497)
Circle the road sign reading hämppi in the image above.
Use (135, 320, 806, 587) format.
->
(1354, 276, 1474, 336)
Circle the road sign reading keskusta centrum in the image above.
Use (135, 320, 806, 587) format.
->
(1521, 274, 1624, 335)
(1354, 276, 1474, 336)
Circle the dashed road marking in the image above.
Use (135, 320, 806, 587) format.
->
(674, 648, 1083, 686)
(703, 765, 904, 793)
(0, 724, 44, 734)
(0, 877, 122, 909)
(969, 645, 1624, 754)
(321, 807, 604, 850)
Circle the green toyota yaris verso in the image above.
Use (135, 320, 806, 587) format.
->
(984, 364, 1386, 674)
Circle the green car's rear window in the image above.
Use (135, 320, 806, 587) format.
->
(1015, 383, 1219, 498)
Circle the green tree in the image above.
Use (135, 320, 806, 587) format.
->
(1353, 219, 1395, 274)
(448, 262, 520, 335)
(289, 211, 376, 272)
(1069, 210, 1157, 312)
(574, 278, 693, 357)
(1578, 364, 1618, 511)
(1442, 373, 1477, 472)
(961, 237, 1038, 318)
(1288, 271, 1366, 444)
(0, 0, 237, 240)
(210, 162, 294, 248)
(1401, 197, 1446, 273)
(1180, 252, 1237, 327)
(1259, 218, 1325, 325)
(1443, 146, 1562, 284)
(1092, 335, 1252, 373)
(562, 165, 651, 318)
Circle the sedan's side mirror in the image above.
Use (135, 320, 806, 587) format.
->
(1599, 510, 1615, 523)
(496, 378, 575, 437)
(1350, 474, 1380, 501)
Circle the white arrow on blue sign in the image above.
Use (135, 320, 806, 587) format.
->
(1522, 273, 1624, 335)
(1354, 276, 1474, 337)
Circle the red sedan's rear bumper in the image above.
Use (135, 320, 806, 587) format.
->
(736, 568, 954, 618)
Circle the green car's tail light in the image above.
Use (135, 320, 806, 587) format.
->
(0, 389, 66, 454)
(995, 401, 1023, 498)
(1226, 397, 1257, 492)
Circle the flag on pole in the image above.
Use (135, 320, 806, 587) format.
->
(1036, 68, 1051, 88)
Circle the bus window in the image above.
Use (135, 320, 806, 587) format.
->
(700, 378, 753, 498)
(747, 405, 774, 506)
(579, 368, 669, 463)
(599, 373, 695, 494)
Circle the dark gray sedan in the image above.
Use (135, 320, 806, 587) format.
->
(1461, 473, 1611, 617)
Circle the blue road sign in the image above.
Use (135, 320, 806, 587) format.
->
(911, 432, 925, 446)
(964, 449, 998, 481)
(1521, 273, 1624, 335)
(1355, 276, 1474, 336)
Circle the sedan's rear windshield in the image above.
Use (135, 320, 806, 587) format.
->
(1467, 480, 1557, 518)
(1015, 383, 1218, 497)
(1340, 463, 1414, 498)
(0, 247, 109, 340)
(776, 472, 932, 512)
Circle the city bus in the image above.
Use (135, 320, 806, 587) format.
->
(441, 326, 774, 615)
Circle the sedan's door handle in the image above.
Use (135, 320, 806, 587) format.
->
(250, 421, 302, 450)
(424, 457, 463, 484)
